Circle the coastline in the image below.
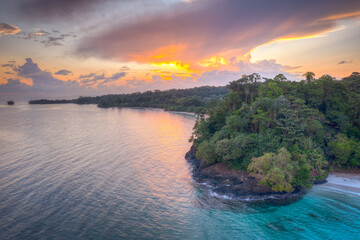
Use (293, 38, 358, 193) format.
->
(185, 145, 305, 202)
(186, 145, 360, 202)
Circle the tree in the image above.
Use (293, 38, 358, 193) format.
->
(274, 74, 287, 82)
(303, 72, 315, 82)
(329, 134, 359, 167)
(248, 148, 295, 193)
(196, 140, 217, 164)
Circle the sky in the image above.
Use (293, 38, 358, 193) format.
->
(0, 0, 359, 100)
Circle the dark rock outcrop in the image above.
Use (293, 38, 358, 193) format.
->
(185, 144, 305, 201)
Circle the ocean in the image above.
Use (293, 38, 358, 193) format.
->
(0, 104, 359, 239)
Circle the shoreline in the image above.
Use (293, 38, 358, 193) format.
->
(324, 172, 360, 194)
(185, 145, 306, 202)
(185, 145, 360, 202)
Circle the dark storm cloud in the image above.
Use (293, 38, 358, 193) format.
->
(76, 0, 360, 64)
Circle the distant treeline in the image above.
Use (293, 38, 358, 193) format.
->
(29, 86, 228, 113)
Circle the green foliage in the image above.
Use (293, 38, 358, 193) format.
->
(329, 134, 360, 167)
(215, 139, 232, 162)
(258, 80, 284, 99)
(191, 72, 360, 191)
(303, 72, 316, 82)
(293, 164, 312, 189)
(248, 148, 295, 193)
(196, 140, 217, 164)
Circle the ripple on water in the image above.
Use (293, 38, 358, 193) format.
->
(0, 105, 359, 240)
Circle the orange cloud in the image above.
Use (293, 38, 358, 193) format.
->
(77, 0, 360, 71)
(198, 56, 228, 67)
(320, 10, 360, 21)
(131, 44, 187, 63)
(150, 61, 190, 71)
(0, 23, 21, 37)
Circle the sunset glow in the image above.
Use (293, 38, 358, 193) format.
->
(0, 0, 359, 100)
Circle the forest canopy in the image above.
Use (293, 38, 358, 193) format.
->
(191, 72, 360, 192)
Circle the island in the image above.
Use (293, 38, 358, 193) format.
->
(29, 86, 228, 114)
(186, 72, 360, 200)
(29, 72, 360, 201)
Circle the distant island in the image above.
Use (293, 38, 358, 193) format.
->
(29, 72, 360, 200)
(29, 86, 228, 114)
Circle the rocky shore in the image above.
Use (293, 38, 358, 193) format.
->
(185, 145, 306, 202)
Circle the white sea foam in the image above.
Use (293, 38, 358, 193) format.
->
(209, 191, 233, 200)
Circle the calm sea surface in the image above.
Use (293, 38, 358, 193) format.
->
(0, 104, 359, 240)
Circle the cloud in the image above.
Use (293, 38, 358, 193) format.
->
(120, 65, 130, 71)
(0, 58, 82, 93)
(80, 72, 126, 85)
(0, 23, 20, 37)
(0, 59, 138, 98)
(2, 63, 16, 69)
(103, 72, 126, 83)
(16, 29, 77, 47)
(17, 0, 111, 21)
(76, 0, 360, 67)
(196, 58, 300, 86)
(338, 60, 353, 64)
(16, 58, 37, 73)
(120, 74, 196, 93)
(0, 57, 308, 99)
(54, 69, 72, 75)
(118, 57, 301, 92)
(79, 73, 96, 78)
(14, 0, 175, 25)
(0, 79, 32, 92)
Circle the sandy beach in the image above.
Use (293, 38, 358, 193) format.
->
(324, 172, 360, 194)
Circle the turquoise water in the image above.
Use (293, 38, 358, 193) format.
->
(0, 104, 359, 239)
